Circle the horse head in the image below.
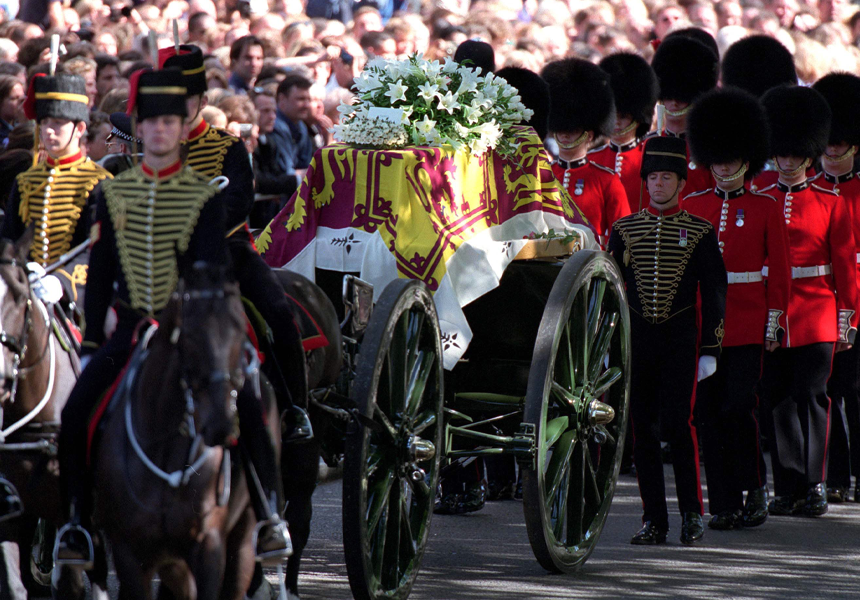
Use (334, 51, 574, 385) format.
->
(0, 227, 35, 403)
(168, 261, 248, 448)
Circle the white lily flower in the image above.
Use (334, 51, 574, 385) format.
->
(416, 114, 436, 134)
(417, 81, 441, 104)
(385, 80, 409, 104)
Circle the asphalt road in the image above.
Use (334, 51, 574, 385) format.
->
(277, 462, 860, 600)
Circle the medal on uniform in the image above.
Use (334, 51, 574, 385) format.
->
(679, 229, 688, 247)
(574, 179, 584, 196)
(689, 160, 697, 171)
(736, 208, 745, 227)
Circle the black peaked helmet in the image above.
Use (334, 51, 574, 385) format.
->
(127, 68, 188, 121)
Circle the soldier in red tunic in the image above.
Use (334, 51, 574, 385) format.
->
(683, 88, 792, 530)
(812, 72, 860, 504)
(648, 36, 718, 196)
(541, 58, 630, 247)
(589, 53, 658, 214)
(759, 86, 859, 517)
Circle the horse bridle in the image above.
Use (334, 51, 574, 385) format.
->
(0, 258, 34, 396)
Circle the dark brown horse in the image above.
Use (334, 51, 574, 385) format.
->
(0, 230, 81, 599)
(91, 265, 278, 600)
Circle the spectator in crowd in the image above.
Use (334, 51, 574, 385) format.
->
(188, 12, 217, 47)
(229, 34, 264, 94)
(94, 54, 121, 108)
(361, 30, 397, 59)
(0, 73, 24, 148)
(352, 5, 384, 42)
(274, 73, 315, 171)
(63, 56, 98, 108)
(83, 110, 111, 162)
(652, 3, 687, 39)
(252, 88, 297, 226)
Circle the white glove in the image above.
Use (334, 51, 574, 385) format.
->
(26, 262, 46, 283)
(32, 274, 63, 304)
(697, 355, 717, 382)
(81, 355, 92, 371)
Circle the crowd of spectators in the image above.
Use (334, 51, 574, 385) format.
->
(1, 0, 860, 222)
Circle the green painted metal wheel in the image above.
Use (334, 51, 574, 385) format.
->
(343, 279, 444, 600)
(522, 250, 631, 573)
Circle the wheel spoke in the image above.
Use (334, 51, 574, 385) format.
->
(400, 492, 418, 561)
(550, 381, 577, 411)
(366, 448, 387, 481)
(587, 278, 607, 345)
(553, 464, 570, 540)
(544, 430, 576, 511)
(405, 310, 426, 375)
(562, 322, 575, 390)
(372, 404, 400, 441)
(411, 409, 437, 435)
(544, 416, 570, 448)
(583, 443, 603, 511)
(566, 441, 585, 545)
(382, 479, 404, 588)
(387, 312, 410, 417)
(369, 475, 394, 582)
(588, 311, 619, 383)
(592, 366, 623, 399)
(405, 351, 436, 420)
(367, 472, 396, 538)
(572, 286, 590, 386)
(593, 424, 616, 447)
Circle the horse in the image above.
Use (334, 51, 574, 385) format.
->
(90, 263, 279, 599)
(0, 229, 81, 599)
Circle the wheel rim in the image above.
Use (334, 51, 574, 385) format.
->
(523, 252, 630, 572)
(345, 282, 443, 600)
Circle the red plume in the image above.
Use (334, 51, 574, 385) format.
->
(23, 73, 45, 121)
(126, 68, 148, 116)
(650, 39, 662, 52)
(157, 46, 191, 69)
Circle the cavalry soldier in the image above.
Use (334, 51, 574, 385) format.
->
(52, 68, 291, 567)
(812, 72, 860, 504)
(649, 35, 719, 196)
(684, 88, 791, 530)
(759, 85, 858, 517)
(159, 44, 309, 426)
(1, 73, 110, 268)
(590, 52, 659, 213)
(608, 136, 727, 545)
(541, 58, 629, 246)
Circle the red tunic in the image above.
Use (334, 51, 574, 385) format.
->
(759, 179, 858, 347)
(683, 186, 791, 347)
(588, 140, 647, 213)
(815, 171, 860, 298)
(551, 158, 630, 247)
(750, 167, 816, 194)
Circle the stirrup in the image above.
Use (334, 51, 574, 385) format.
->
(0, 478, 24, 523)
(282, 406, 314, 443)
(252, 516, 293, 563)
(53, 522, 95, 570)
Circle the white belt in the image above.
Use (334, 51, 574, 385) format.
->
(761, 264, 832, 278)
(727, 271, 764, 284)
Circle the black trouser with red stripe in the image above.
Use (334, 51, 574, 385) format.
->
(826, 343, 860, 489)
(761, 343, 834, 498)
(630, 313, 704, 528)
(696, 344, 767, 515)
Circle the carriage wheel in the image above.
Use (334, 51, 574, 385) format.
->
(343, 279, 443, 600)
(522, 250, 630, 573)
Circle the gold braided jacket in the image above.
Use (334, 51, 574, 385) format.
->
(184, 123, 235, 180)
(102, 166, 217, 315)
(15, 154, 111, 266)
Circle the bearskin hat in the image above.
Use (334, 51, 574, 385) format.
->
(762, 85, 831, 159)
(599, 53, 658, 139)
(812, 72, 860, 147)
(687, 87, 769, 178)
(454, 40, 495, 74)
(721, 36, 796, 99)
(127, 68, 188, 121)
(158, 44, 207, 96)
(641, 135, 687, 180)
(664, 27, 719, 59)
(651, 36, 718, 104)
(496, 67, 550, 140)
(541, 58, 615, 137)
(23, 74, 90, 124)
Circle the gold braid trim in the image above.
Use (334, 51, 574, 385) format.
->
(16, 158, 111, 266)
(184, 126, 237, 179)
(103, 167, 216, 315)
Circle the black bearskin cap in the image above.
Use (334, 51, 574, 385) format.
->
(812, 72, 860, 147)
(159, 44, 208, 96)
(26, 74, 90, 123)
(665, 27, 719, 59)
(599, 52, 658, 139)
(687, 87, 769, 178)
(651, 36, 718, 104)
(496, 66, 549, 140)
(454, 40, 495, 74)
(541, 58, 615, 137)
(762, 85, 831, 159)
(721, 36, 796, 98)
(641, 135, 687, 179)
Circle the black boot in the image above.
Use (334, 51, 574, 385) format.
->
(253, 492, 293, 563)
(708, 509, 743, 530)
(680, 513, 704, 545)
(0, 477, 23, 523)
(742, 486, 769, 527)
(827, 486, 848, 503)
(54, 499, 95, 569)
(768, 494, 804, 516)
(630, 521, 668, 545)
(802, 483, 828, 517)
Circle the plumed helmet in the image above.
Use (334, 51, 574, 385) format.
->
(23, 74, 90, 123)
(762, 85, 831, 159)
(687, 87, 769, 178)
(721, 35, 796, 99)
(641, 135, 688, 180)
(651, 36, 718, 104)
(127, 68, 188, 121)
(158, 44, 207, 96)
(599, 52, 658, 139)
(495, 66, 550, 140)
(541, 58, 615, 137)
(812, 72, 860, 147)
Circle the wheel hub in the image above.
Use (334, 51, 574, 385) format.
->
(406, 435, 436, 462)
(587, 400, 615, 426)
